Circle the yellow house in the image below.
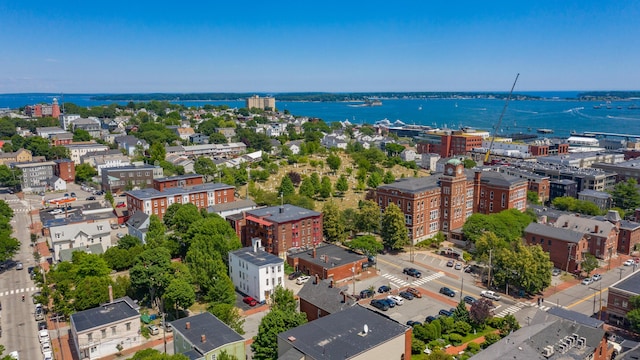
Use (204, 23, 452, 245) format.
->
(0, 148, 33, 165)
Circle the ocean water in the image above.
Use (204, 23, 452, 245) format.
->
(2, 93, 640, 137)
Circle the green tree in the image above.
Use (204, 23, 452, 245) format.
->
(346, 235, 383, 256)
(628, 296, 640, 333)
(527, 191, 541, 205)
(193, 157, 217, 181)
(130, 348, 189, 360)
(310, 172, 321, 194)
(149, 142, 166, 163)
(452, 300, 470, 323)
(474, 231, 508, 260)
(0, 165, 21, 188)
(252, 310, 307, 360)
(612, 178, 640, 212)
(322, 201, 345, 243)
(163, 278, 196, 317)
(463, 158, 477, 169)
(209, 303, 245, 335)
(356, 200, 381, 234)
(271, 286, 298, 313)
(462, 209, 534, 244)
(170, 203, 203, 234)
(75, 163, 98, 183)
(129, 247, 173, 306)
(145, 215, 168, 249)
(319, 176, 332, 198)
(73, 129, 92, 141)
(581, 253, 599, 277)
(105, 191, 114, 207)
(335, 174, 349, 194)
(299, 177, 316, 197)
(73, 276, 112, 311)
(491, 243, 552, 294)
(381, 203, 409, 250)
(326, 153, 341, 172)
(383, 170, 395, 184)
(367, 172, 382, 188)
(278, 175, 295, 197)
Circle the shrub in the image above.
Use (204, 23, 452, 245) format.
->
(449, 333, 463, 345)
(466, 341, 481, 354)
(411, 338, 426, 354)
(481, 333, 501, 348)
(454, 320, 472, 335)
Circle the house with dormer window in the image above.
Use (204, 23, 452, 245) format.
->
(49, 220, 113, 262)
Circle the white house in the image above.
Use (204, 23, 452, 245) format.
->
(126, 211, 149, 243)
(47, 176, 67, 191)
(400, 149, 418, 162)
(228, 239, 285, 303)
(70, 296, 141, 360)
(65, 143, 110, 164)
(49, 220, 113, 262)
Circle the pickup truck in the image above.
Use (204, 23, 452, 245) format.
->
(480, 290, 502, 301)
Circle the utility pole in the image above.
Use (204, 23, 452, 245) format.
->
(460, 277, 464, 301)
(487, 249, 493, 289)
(618, 268, 625, 280)
(598, 282, 603, 321)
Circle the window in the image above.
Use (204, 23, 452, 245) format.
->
(266, 278, 269, 286)
(101, 329, 106, 338)
(111, 326, 116, 335)
(88, 333, 93, 341)
(489, 203, 493, 212)
(490, 191, 494, 200)
(623, 300, 628, 308)
(125, 322, 131, 331)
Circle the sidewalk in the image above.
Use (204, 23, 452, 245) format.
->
(444, 330, 500, 355)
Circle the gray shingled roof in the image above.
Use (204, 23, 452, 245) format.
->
(554, 215, 614, 236)
(289, 243, 365, 269)
(71, 297, 139, 332)
(546, 307, 604, 328)
(230, 246, 283, 267)
(465, 169, 528, 188)
(246, 204, 320, 224)
(578, 189, 612, 199)
(278, 305, 409, 359)
(376, 176, 440, 194)
(170, 312, 243, 355)
(297, 279, 357, 315)
(208, 198, 256, 213)
(610, 270, 640, 295)
(525, 222, 585, 243)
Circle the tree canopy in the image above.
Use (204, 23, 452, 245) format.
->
(381, 203, 409, 250)
(462, 209, 535, 244)
(611, 178, 640, 213)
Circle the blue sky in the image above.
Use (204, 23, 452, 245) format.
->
(1, 1, 639, 93)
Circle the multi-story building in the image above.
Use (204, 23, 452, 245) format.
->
(53, 159, 75, 183)
(25, 98, 61, 118)
(286, 243, 367, 283)
(171, 312, 245, 360)
(592, 157, 640, 183)
(617, 220, 640, 255)
(59, 113, 81, 131)
(81, 150, 132, 176)
(70, 296, 141, 360)
(65, 143, 110, 164)
(493, 166, 550, 203)
(126, 182, 235, 219)
(371, 159, 528, 243)
(228, 239, 285, 302)
(607, 270, 640, 328)
(246, 95, 276, 110)
(36, 126, 67, 139)
(71, 118, 102, 138)
(13, 161, 56, 193)
(578, 189, 613, 210)
(243, 204, 323, 257)
(538, 151, 624, 168)
(153, 174, 204, 191)
(49, 220, 113, 262)
(0, 148, 32, 166)
(416, 130, 485, 158)
(510, 161, 617, 192)
(51, 132, 74, 146)
(101, 164, 163, 194)
(550, 179, 578, 201)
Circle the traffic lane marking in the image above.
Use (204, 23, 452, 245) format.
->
(566, 287, 607, 309)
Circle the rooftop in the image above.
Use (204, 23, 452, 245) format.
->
(278, 305, 409, 359)
(208, 198, 257, 213)
(171, 312, 244, 355)
(155, 174, 203, 182)
(610, 269, 640, 295)
(578, 189, 612, 199)
(554, 214, 615, 236)
(230, 246, 283, 267)
(71, 297, 139, 333)
(288, 243, 365, 269)
(377, 176, 440, 194)
(525, 222, 585, 243)
(246, 204, 321, 224)
(126, 182, 234, 200)
(546, 307, 604, 328)
(297, 279, 357, 315)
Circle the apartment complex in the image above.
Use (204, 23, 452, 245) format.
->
(228, 239, 285, 302)
(416, 130, 484, 158)
(65, 143, 110, 164)
(243, 204, 323, 257)
(53, 159, 76, 182)
(246, 95, 276, 110)
(101, 164, 163, 193)
(126, 182, 235, 219)
(25, 98, 61, 118)
(13, 161, 56, 193)
(370, 159, 528, 243)
(509, 161, 617, 192)
(0, 148, 32, 165)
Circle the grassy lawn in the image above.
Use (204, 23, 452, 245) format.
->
(459, 326, 497, 343)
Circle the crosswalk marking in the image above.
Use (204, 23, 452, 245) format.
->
(1, 287, 37, 297)
(13, 208, 30, 213)
(411, 272, 444, 286)
(381, 273, 409, 287)
(494, 302, 526, 318)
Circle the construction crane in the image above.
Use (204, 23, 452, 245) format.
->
(484, 73, 520, 165)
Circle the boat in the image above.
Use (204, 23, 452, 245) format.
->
(537, 128, 554, 134)
(418, 105, 423, 111)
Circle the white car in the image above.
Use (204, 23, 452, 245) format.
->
(43, 351, 53, 360)
(39, 329, 50, 343)
(624, 259, 635, 266)
(387, 295, 404, 306)
(49, 209, 63, 215)
(582, 277, 593, 285)
(41, 342, 51, 354)
(296, 275, 311, 285)
(480, 290, 502, 301)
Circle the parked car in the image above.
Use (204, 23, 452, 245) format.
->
(70, 192, 76, 198)
(481, 290, 502, 301)
(243, 296, 258, 306)
(49, 209, 63, 215)
(380, 298, 396, 308)
(403, 267, 422, 278)
(581, 277, 593, 285)
(288, 271, 302, 280)
(624, 259, 635, 266)
(438, 309, 453, 317)
(591, 274, 602, 281)
(387, 295, 404, 306)
(86, 196, 96, 201)
(552, 268, 561, 276)
(370, 299, 389, 311)
(147, 324, 159, 335)
(439, 287, 456, 297)
(41, 341, 52, 354)
(454, 262, 462, 270)
(367, 256, 376, 265)
(116, 233, 124, 239)
(296, 275, 311, 285)
(424, 315, 437, 323)
(399, 291, 414, 300)
(463, 295, 477, 305)
(464, 265, 473, 273)
(39, 329, 50, 343)
(162, 321, 173, 332)
(446, 260, 454, 267)
(116, 202, 126, 208)
(15, 262, 23, 270)
(406, 287, 422, 298)
(378, 285, 391, 293)
(406, 320, 422, 327)
(63, 193, 69, 198)
(359, 289, 374, 299)
(43, 351, 53, 360)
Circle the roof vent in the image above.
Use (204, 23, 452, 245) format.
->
(201, 334, 206, 343)
(288, 336, 296, 342)
(185, 322, 190, 330)
(359, 324, 369, 337)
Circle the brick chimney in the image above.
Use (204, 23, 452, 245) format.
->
(563, 221, 568, 228)
(312, 246, 316, 258)
(108, 285, 113, 303)
(186, 322, 190, 330)
(201, 334, 206, 343)
(314, 274, 319, 285)
(594, 225, 599, 234)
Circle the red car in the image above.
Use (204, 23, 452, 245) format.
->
(116, 202, 126, 208)
(243, 296, 257, 307)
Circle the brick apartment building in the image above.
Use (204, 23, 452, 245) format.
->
(370, 159, 528, 243)
(529, 143, 570, 157)
(416, 130, 484, 158)
(243, 204, 322, 257)
(607, 270, 640, 328)
(618, 220, 640, 255)
(494, 166, 550, 203)
(286, 243, 367, 283)
(53, 159, 76, 183)
(101, 164, 164, 193)
(153, 174, 204, 191)
(126, 182, 235, 220)
(25, 98, 61, 118)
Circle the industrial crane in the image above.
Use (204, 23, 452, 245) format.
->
(484, 73, 520, 165)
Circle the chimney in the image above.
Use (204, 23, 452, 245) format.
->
(252, 238, 262, 253)
(314, 274, 319, 285)
(563, 221, 568, 228)
(312, 246, 316, 258)
(330, 280, 334, 288)
(201, 334, 206, 343)
(342, 293, 346, 303)
(186, 322, 190, 330)
(108, 285, 113, 303)
(594, 225, 599, 234)
(279, 206, 285, 213)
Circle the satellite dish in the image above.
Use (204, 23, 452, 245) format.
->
(363, 324, 368, 334)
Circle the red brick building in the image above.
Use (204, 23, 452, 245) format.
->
(126, 182, 235, 220)
(53, 159, 75, 183)
(286, 243, 367, 283)
(618, 220, 640, 255)
(243, 204, 322, 257)
(416, 131, 483, 158)
(370, 159, 528, 243)
(153, 174, 204, 191)
(494, 166, 550, 203)
(297, 278, 358, 322)
(607, 270, 640, 328)
(25, 98, 61, 118)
